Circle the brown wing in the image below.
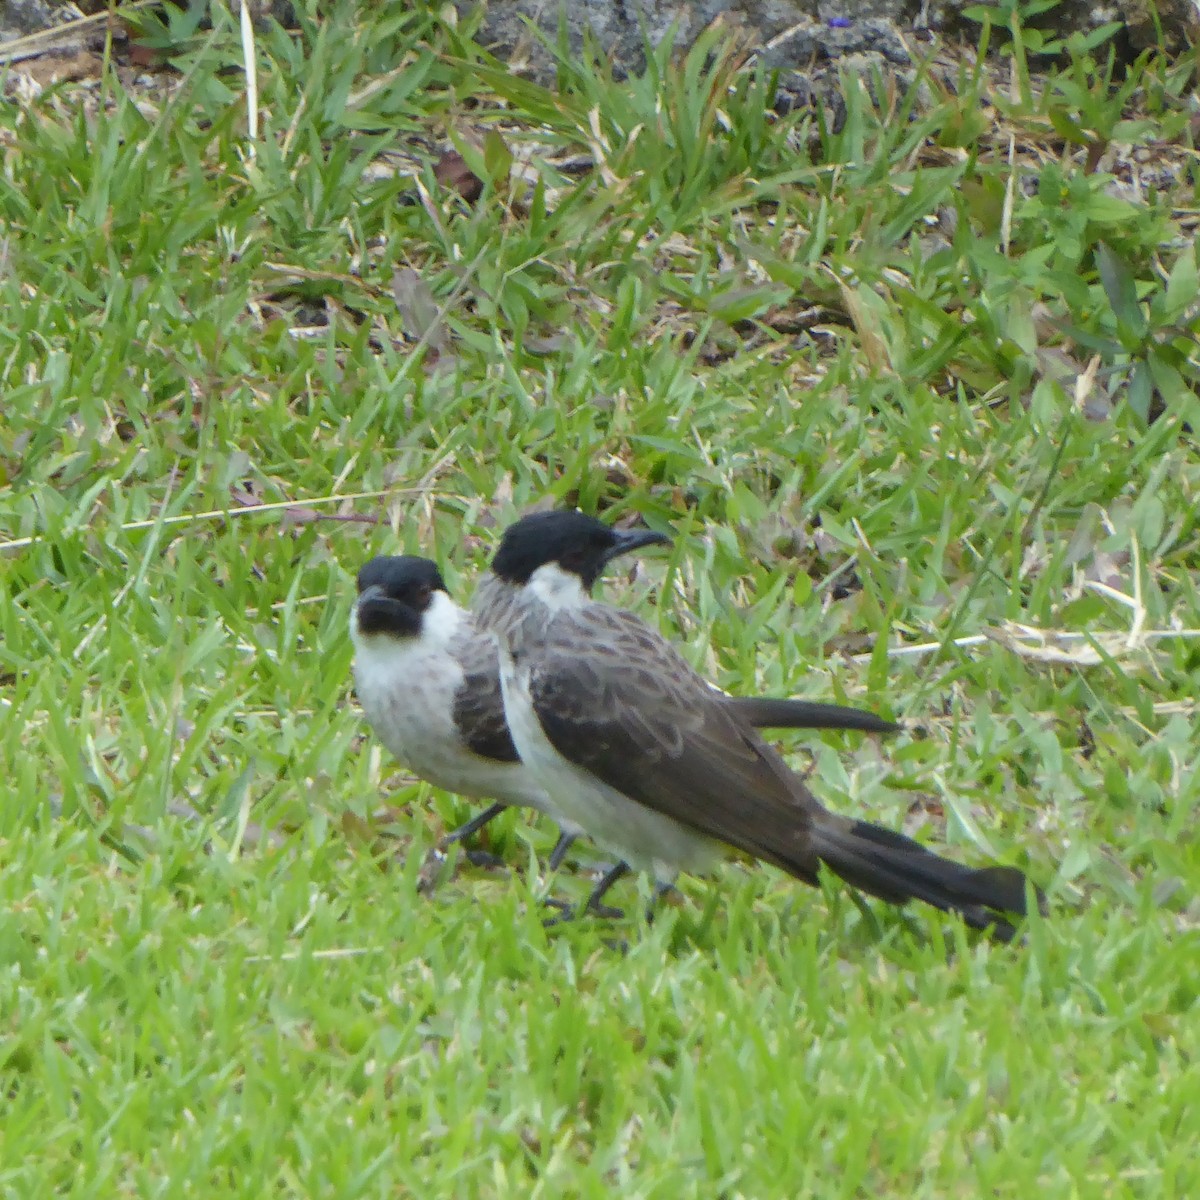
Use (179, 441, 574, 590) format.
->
(528, 604, 826, 879)
(450, 629, 520, 764)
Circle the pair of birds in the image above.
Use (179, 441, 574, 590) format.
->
(350, 509, 1039, 941)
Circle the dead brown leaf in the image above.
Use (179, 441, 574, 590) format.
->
(432, 149, 484, 204)
(837, 280, 893, 374)
(12, 50, 102, 89)
(127, 41, 172, 70)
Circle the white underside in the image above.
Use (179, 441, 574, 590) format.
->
(350, 602, 561, 819)
(497, 644, 718, 883)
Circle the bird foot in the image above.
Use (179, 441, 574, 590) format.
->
(459, 848, 507, 871)
(644, 881, 681, 925)
(540, 895, 626, 927)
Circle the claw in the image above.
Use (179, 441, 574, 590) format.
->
(461, 848, 507, 871)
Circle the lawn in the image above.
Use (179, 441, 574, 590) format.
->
(2, 3, 1199, 1195)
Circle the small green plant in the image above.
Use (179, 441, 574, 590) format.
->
(1063, 242, 1200, 423)
(1045, 44, 1170, 172)
(962, 0, 1125, 93)
(122, 0, 212, 57)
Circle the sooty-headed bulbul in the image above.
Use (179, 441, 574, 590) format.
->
(471, 511, 1041, 941)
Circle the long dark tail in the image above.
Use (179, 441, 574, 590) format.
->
(732, 696, 899, 735)
(809, 817, 1040, 942)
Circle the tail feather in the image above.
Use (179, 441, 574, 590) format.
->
(808, 818, 1039, 942)
(732, 696, 899, 736)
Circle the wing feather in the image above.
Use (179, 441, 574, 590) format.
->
(450, 630, 521, 764)
(528, 605, 823, 877)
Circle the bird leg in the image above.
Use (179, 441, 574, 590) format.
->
(546, 830, 578, 872)
(582, 861, 630, 919)
(438, 802, 509, 870)
(644, 881, 680, 925)
(441, 802, 506, 845)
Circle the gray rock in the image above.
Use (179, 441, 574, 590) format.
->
(461, 1, 915, 80)
(1, 0, 77, 38)
(2, 0, 1195, 77)
(0, 0, 297, 43)
(459, 0, 1198, 76)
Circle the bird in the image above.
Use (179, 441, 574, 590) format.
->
(472, 509, 1041, 941)
(350, 553, 900, 872)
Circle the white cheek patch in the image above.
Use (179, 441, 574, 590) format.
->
(421, 590, 465, 644)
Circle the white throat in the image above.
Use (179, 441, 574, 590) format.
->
(526, 563, 589, 612)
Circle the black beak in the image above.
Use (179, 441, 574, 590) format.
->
(600, 526, 671, 566)
(355, 587, 422, 638)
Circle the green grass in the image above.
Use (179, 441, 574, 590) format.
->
(2, 2, 1199, 1194)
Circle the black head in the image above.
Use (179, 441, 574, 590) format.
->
(354, 555, 447, 638)
(490, 510, 670, 590)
